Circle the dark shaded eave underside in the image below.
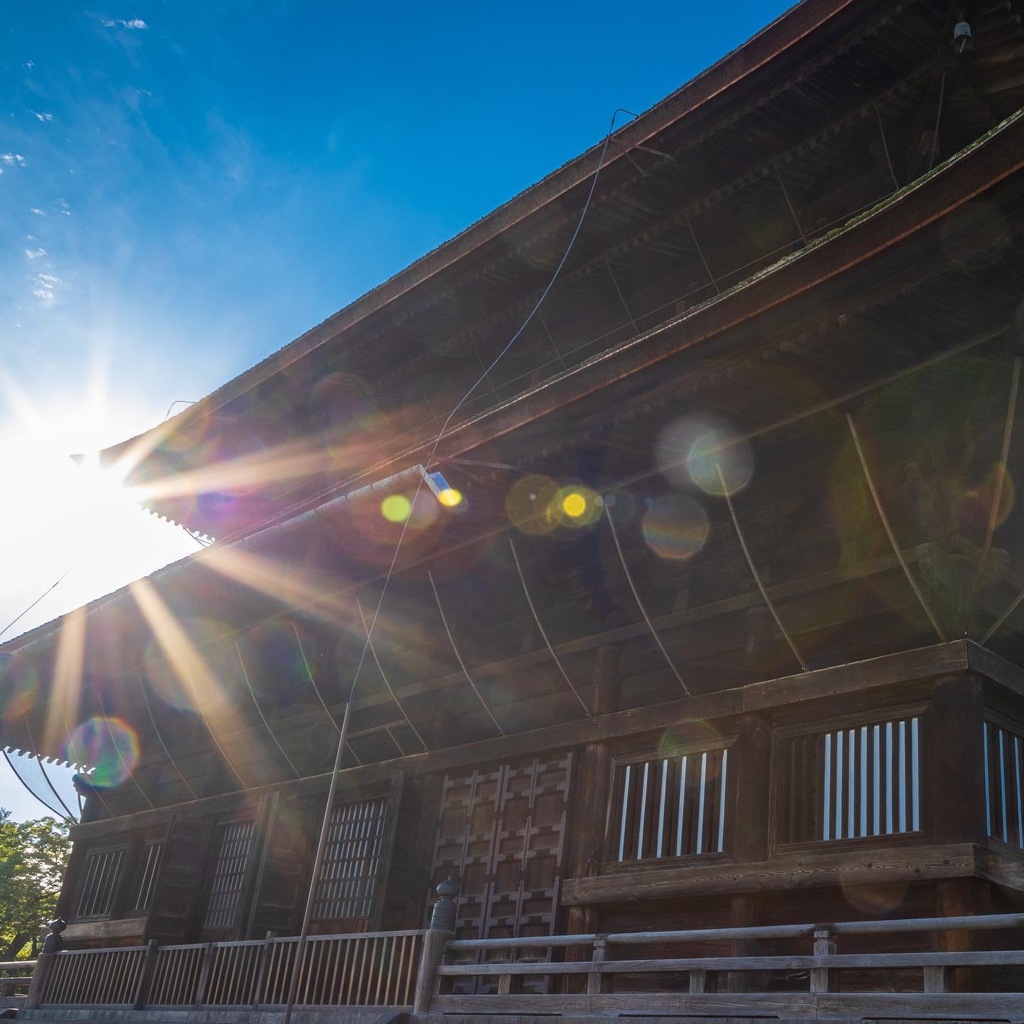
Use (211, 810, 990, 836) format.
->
(99, 0, 856, 484)
(209, 104, 1024, 541)
(9, 98, 1024, 678)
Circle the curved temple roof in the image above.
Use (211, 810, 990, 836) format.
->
(6, 0, 1024, 812)
(99, 0, 1024, 541)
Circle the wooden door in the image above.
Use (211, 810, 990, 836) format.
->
(430, 755, 572, 991)
(145, 817, 214, 944)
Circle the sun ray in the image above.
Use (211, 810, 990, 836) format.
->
(130, 578, 257, 790)
(138, 433, 373, 506)
(198, 544, 357, 625)
(45, 605, 86, 756)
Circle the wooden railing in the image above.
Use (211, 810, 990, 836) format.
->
(32, 929, 424, 1011)
(0, 959, 35, 1001)
(430, 913, 1024, 1020)
(24, 914, 1024, 1019)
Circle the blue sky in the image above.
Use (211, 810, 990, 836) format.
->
(0, 1, 794, 819)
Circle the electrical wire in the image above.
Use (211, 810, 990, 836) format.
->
(0, 569, 72, 641)
(283, 108, 628, 1024)
(348, 109, 627, 705)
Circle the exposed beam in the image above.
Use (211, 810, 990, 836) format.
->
(69, 640, 973, 842)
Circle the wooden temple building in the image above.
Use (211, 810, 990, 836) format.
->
(7, 0, 1024, 1018)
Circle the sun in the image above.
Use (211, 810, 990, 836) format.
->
(0, 405, 197, 640)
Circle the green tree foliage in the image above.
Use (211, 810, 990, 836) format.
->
(0, 809, 70, 959)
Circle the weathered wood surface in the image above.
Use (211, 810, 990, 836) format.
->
(427, 990, 1024, 1018)
(562, 842, 978, 904)
(446, 911, 1024, 949)
(438, 949, 1024, 976)
(63, 918, 146, 943)
(71, 641, 970, 841)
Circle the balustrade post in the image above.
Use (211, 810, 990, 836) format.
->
(587, 936, 610, 995)
(688, 968, 717, 994)
(253, 931, 274, 1009)
(412, 879, 458, 1016)
(25, 918, 65, 1010)
(810, 927, 837, 994)
(23, 954, 53, 1011)
(131, 939, 159, 1010)
(193, 943, 215, 1007)
(923, 964, 953, 992)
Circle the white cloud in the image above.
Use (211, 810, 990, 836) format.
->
(33, 112, 54, 123)
(23, 60, 34, 70)
(0, 153, 26, 167)
(32, 273, 62, 301)
(101, 17, 148, 30)
(24, 247, 47, 261)
(29, 208, 45, 216)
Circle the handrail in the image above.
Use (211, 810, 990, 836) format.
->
(432, 911, 1024, 1013)
(36, 929, 426, 1011)
(0, 961, 36, 971)
(446, 912, 1024, 951)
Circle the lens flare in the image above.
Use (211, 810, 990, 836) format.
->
(0, 668, 37, 722)
(139, 614, 237, 717)
(688, 429, 754, 497)
(642, 495, 709, 561)
(507, 475, 559, 535)
(658, 721, 722, 758)
(381, 494, 412, 523)
(556, 484, 602, 527)
(840, 878, 909, 916)
(65, 716, 140, 788)
(604, 489, 638, 523)
(655, 416, 753, 497)
(437, 487, 463, 508)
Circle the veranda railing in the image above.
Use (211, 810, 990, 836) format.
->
(429, 912, 1024, 1021)
(25, 913, 1024, 1020)
(34, 929, 423, 1011)
(0, 959, 35, 1001)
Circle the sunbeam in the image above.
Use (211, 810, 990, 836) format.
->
(130, 577, 260, 790)
(46, 606, 85, 757)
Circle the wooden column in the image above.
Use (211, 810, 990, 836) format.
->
(562, 646, 620, 978)
(926, 673, 987, 845)
(927, 673, 990, 991)
(724, 713, 772, 992)
(937, 878, 992, 992)
(731, 713, 772, 864)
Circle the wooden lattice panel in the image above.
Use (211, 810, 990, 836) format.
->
(431, 755, 572, 994)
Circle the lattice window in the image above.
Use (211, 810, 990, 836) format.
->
(203, 820, 255, 932)
(132, 842, 163, 913)
(610, 748, 729, 863)
(312, 797, 388, 925)
(779, 716, 921, 844)
(985, 721, 1024, 848)
(75, 847, 125, 918)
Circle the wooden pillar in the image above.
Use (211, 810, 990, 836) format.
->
(562, 647, 619, 987)
(240, 794, 275, 939)
(731, 713, 772, 864)
(926, 673, 987, 845)
(936, 878, 992, 992)
(723, 713, 772, 992)
(927, 673, 990, 991)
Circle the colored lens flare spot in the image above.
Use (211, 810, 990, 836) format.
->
(655, 416, 753, 497)
(556, 485, 602, 527)
(381, 494, 412, 523)
(642, 495, 709, 561)
(65, 716, 140, 788)
(507, 475, 559, 535)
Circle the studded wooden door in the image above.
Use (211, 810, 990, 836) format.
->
(430, 755, 572, 992)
